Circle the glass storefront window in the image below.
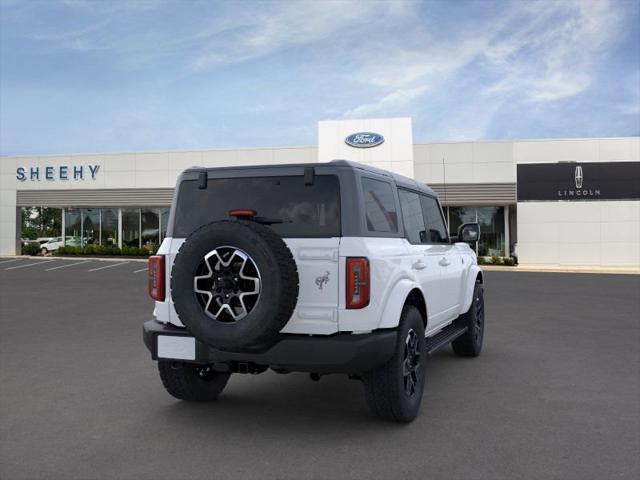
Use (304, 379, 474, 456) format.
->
(122, 208, 140, 247)
(141, 209, 160, 247)
(62, 206, 169, 248)
(448, 207, 476, 237)
(447, 206, 506, 257)
(101, 208, 118, 246)
(477, 207, 505, 257)
(160, 208, 170, 242)
(64, 209, 82, 246)
(82, 208, 100, 245)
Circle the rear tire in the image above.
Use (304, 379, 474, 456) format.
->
(362, 305, 426, 423)
(158, 361, 230, 401)
(452, 281, 484, 357)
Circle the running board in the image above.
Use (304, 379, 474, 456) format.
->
(425, 324, 468, 357)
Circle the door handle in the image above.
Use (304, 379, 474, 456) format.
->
(439, 257, 450, 267)
(412, 260, 427, 270)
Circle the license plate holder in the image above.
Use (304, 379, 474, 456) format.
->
(157, 335, 196, 360)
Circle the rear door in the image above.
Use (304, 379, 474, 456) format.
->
(420, 195, 463, 324)
(397, 189, 443, 327)
(168, 172, 342, 334)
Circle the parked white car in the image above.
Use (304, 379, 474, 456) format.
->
(39, 237, 64, 254)
(144, 161, 485, 422)
(40, 236, 81, 254)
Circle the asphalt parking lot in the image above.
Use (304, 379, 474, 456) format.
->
(0, 257, 638, 480)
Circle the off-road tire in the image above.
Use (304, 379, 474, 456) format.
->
(171, 220, 299, 351)
(362, 305, 426, 423)
(452, 281, 484, 357)
(158, 360, 230, 401)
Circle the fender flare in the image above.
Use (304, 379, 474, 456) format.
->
(378, 278, 427, 330)
(459, 265, 483, 315)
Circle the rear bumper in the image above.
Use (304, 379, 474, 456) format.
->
(143, 319, 396, 375)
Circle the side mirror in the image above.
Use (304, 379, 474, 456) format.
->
(457, 223, 480, 243)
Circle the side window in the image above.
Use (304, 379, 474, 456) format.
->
(398, 189, 427, 244)
(420, 195, 449, 243)
(361, 178, 398, 233)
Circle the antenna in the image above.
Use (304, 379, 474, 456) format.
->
(442, 156, 448, 206)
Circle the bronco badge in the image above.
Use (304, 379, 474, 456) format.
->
(315, 271, 330, 290)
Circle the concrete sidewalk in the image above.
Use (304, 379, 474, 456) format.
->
(481, 264, 640, 275)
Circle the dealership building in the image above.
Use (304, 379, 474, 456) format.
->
(1, 118, 639, 268)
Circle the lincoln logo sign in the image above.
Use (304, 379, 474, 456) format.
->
(345, 132, 384, 148)
(558, 163, 600, 198)
(516, 162, 640, 202)
(16, 164, 100, 182)
(574, 166, 583, 189)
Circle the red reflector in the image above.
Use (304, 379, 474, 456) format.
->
(148, 255, 165, 301)
(346, 257, 369, 309)
(229, 209, 256, 217)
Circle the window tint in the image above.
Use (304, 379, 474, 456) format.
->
(173, 175, 340, 237)
(361, 178, 398, 233)
(420, 196, 449, 243)
(398, 189, 426, 244)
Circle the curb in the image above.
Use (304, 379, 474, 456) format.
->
(481, 265, 640, 275)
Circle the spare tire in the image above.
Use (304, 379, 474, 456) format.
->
(171, 220, 299, 351)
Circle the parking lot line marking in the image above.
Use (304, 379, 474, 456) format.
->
(45, 260, 91, 271)
(133, 267, 148, 273)
(0, 258, 22, 265)
(88, 262, 129, 272)
(5, 260, 56, 270)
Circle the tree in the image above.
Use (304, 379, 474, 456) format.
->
(21, 207, 62, 239)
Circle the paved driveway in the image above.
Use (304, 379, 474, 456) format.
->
(1, 258, 638, 480)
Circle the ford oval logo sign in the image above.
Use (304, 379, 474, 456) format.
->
(345, 132, 385, 148)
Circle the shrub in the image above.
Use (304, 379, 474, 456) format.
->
(477, 256, 486, 265)
(490, 255, 502, 265)
(503, 257, 515, 266)
(54, 244, 152, 257)
(145, 243, 159, 255)
(56, 246, 81, 255)
(22, 243, 40, 256)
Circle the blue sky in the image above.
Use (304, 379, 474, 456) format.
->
(1, 0, 639, 155)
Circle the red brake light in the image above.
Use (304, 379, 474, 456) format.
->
(148, 255, 165, 301)
(346, 257, 369, 309)
(229, 209, 256, 217)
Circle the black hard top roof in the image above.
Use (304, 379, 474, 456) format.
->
(183, 159, 437, 197)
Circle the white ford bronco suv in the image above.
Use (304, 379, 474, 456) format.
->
(143, 161, 484, 422)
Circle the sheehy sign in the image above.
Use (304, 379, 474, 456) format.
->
(517, 162, 640, 201)
(16, 165, 100, 182)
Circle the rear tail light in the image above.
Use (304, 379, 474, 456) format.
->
(148, 255, 165, 301)
(346, 257, 369, 309)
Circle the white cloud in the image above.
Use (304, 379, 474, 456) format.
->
(342, 0, 626, 133)
(190, 1, 414, 71)
(483, 0, 623, 103)
(343, 85, 428, 118)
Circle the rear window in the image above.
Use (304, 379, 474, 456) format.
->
(173, 175, 341, 237)
(361, 177, 398, 233)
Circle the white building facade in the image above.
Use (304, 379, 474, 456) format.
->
(1, 118, 638, 268)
